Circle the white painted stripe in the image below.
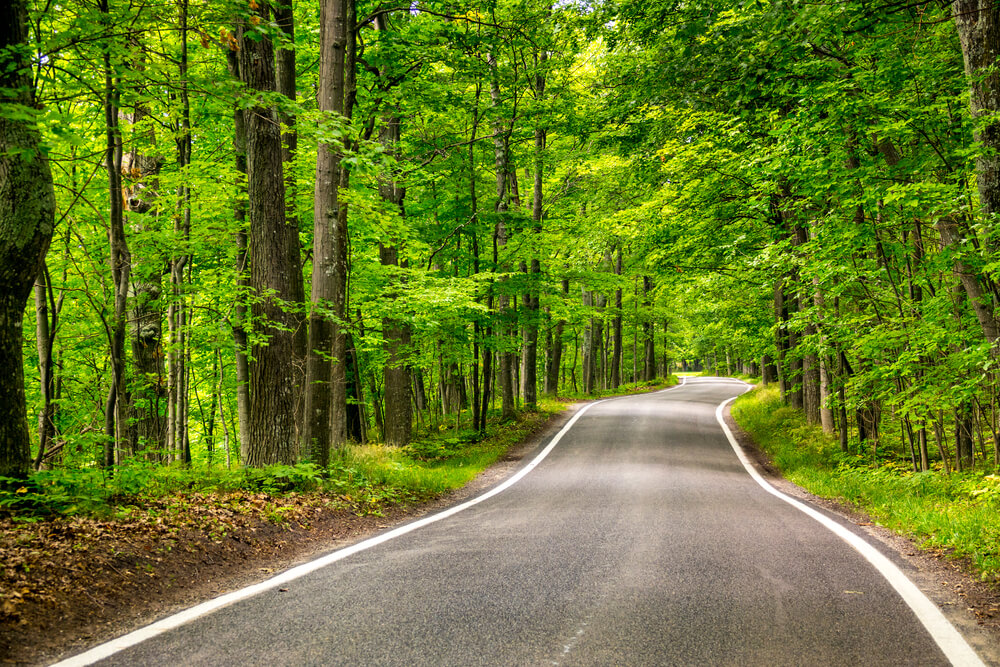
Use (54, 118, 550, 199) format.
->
(715, 391, 985, 667)
(54, 391, 650, 667)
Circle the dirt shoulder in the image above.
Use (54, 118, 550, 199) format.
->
(0, 405, 581, 667)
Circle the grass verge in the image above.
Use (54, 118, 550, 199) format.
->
(732, 384, 1000, 581)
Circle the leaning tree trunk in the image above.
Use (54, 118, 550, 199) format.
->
(927, 9, 1000, 343)
(238, 7, 298, 466)
(33, 265, 57, 469)
(0, 0, 57, 479)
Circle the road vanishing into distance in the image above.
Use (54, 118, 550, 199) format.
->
(58, 378, 987, 666)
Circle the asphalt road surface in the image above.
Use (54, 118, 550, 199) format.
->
(63, 378, 984, 666)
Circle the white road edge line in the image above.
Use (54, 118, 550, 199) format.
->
(53, 381, 688, 667)
(716, 391, 985, 667)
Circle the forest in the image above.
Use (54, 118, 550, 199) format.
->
(3, 0, 1000, 485)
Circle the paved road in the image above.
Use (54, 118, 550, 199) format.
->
(72, 379, 978, 666)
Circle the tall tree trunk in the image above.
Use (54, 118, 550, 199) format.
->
(122, 100, 166, 459)
(521, 54, 546, 410)
(545, 277, 567, 395)
(611, 247, 623, 389)
(238, 5, 298, 466)
(226, 50, 252, 461)
(642, 276, 655, 381)
(33, 266, 57, 468)
(378, 109, 412, 446)
(488, 52, 515, 420)
(275, 0, 307, 446)
(954, 3, 1000, 258)
(304, 0, 351, 466)
(0, 0, 56, 479)
(381, 243, 413, 447)
(168, 1, 192, 463)
(99, 0, 130, 467)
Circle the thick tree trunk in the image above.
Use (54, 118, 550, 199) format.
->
(381, 246, 413, 446)
(0, 0, 56, 479)
(238, 8, 298, 466)
(955, 405, 976, 471)
(304, 0, 351, 466)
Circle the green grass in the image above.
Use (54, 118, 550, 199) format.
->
(732, 385, 1000, 580)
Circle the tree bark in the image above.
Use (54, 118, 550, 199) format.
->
(170, 5, 192, 463)
(304, 0, 351, 466)
(98, 0, 130, 467)
(488, 52, 515, 420)
(378, 110, 412, 446)
(643, 276, 655, 381)
(226, 50, 252, 459)
(33, 266, 57, 468)
(275, 0, 307, 445)
(954, 2, 1000, 242)
(122, 96, 166, 458)
(381, 243, 413, 447)
(545, 277, 568, 395)
(611, 247, 623, 389)
(521, 53, 546, 410)
(238, 7, 299, 466)
(0, 0, 56, 479)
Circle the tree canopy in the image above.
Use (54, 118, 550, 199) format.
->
(3, 0, 1000, 480)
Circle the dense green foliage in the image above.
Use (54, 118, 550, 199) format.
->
(5, 0, 1000, 500)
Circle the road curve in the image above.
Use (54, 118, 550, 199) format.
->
(59, 378, 983, 666)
